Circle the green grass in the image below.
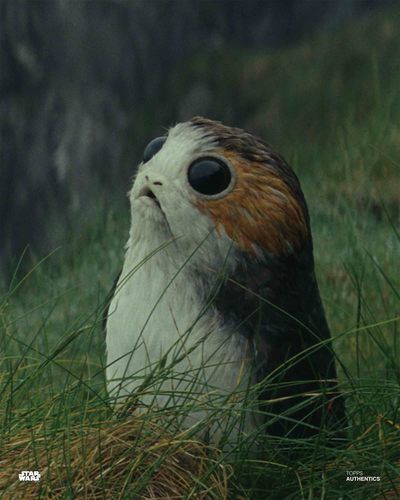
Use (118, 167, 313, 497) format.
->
(1, 6, 400, 499)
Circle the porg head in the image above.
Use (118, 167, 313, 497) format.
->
(129, 116, 311, 274)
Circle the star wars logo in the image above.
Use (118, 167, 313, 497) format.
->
(18, 470, 41, 482)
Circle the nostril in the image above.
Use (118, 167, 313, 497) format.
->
(153, 181, 163, 186)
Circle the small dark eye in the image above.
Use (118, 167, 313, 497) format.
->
(143, 136, 166, 163)
(187, 157, 232, 196)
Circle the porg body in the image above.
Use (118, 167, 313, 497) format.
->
(105, 117, 345, 445)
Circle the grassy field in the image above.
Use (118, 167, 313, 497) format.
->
(1, 7, 400, 499)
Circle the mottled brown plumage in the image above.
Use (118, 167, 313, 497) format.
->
(191, 117, 309, 256)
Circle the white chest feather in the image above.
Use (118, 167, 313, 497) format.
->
(106, 239, 251, 389)
(105, 231, 257, 442)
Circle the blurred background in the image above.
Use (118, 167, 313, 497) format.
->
(0, 0, 397, 272)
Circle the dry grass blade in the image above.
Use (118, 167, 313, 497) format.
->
(0, 414, 231, 499)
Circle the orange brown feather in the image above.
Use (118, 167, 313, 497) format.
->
(196, 149, 309, 256)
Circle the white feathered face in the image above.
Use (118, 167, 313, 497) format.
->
(129, 117, 309, 271)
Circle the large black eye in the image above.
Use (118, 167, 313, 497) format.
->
(143, 136, 166, 163)
(187, 157, 232, 196)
